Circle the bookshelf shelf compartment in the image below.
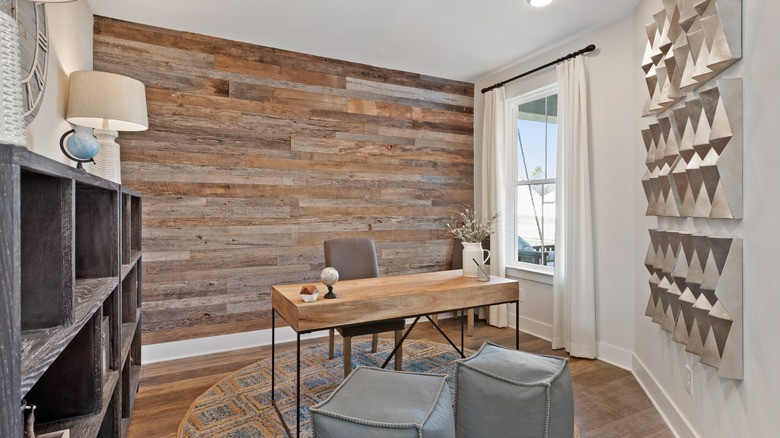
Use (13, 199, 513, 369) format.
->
(19, 171, 73, 331)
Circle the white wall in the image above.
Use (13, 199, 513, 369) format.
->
(473, 15, 637, 369)
(25, 0, 93, 161)
(632, 0, 780, 437)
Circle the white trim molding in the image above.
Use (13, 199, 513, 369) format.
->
(632, 354, 698, 438)
(141, 327, 329, 364)
(596, 341, 633, 371)
(511, 314, 553, 342)
(141, 314, 459, 364)
(506, 265, 554, 285)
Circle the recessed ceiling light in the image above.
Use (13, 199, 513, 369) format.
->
(528, 0, 553, 7)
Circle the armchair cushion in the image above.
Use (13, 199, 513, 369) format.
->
(454, 341, 574, 438)
(312, 366, 455, 438)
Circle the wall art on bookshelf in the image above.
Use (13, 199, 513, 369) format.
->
(642, 78, 742, 219)
(644, 229, 742, 379)
(642, 0, 742, 116)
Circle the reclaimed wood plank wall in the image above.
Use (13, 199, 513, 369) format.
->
(93, 16, 475, 345)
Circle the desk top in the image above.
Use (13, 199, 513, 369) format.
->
(271, 269, 519, 332)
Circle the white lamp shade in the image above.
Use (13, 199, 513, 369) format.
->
(66, 70, 148, 132)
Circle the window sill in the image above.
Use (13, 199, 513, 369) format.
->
(505, 264, 553, 286)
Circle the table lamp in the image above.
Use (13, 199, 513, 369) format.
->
(66, 70, 148, 183)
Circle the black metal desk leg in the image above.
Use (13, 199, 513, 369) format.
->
(425, 315, 464, 358)
(271, 310, 293, 438)
(380, 316, 421, 369)
(297, 333, 301, 437)
(516, 299, 520, 350)
(461, 309, 465, 354)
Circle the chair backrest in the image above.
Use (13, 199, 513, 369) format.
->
(324, 238, 379, 281)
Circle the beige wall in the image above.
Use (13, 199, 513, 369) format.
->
(476, 1, 780, 435)
(632, 0, 780, 437)
(25, 0, 93, 161)
(472, 15, 637, 369)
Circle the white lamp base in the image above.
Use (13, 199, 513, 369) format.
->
(91, 128, 121, 183)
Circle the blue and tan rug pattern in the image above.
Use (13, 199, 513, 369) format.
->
(178, 339, 469, 437)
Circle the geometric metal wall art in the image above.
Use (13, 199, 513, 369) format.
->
(642, 0, 742, 116)
(642, 78, 742, 218)
(645, 229, 743, 379)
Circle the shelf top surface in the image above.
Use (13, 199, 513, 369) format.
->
(1, 144, 121, 191)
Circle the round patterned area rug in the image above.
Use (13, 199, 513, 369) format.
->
(178, 339, 468, 437)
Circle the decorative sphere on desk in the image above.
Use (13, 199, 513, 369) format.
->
(64, 131, 99, 160)
(320, 267, 339, 286)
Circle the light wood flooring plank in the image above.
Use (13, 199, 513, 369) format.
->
(129, 319, 671, 437)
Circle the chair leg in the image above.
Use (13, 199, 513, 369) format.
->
(371, 333, 379, 353)
(467, 308, 474, 337)
(394, 329, 403, 371)
(328, 328, 335, 359)
(343, 336, 352, 378)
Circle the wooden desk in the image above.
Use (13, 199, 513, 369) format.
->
(270, 269, 520, 437)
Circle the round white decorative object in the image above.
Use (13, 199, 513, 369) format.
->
(0, 13, 27, 146)
(320, 267, 339, 286)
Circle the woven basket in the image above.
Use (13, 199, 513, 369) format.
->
(0, 12, 27, 146)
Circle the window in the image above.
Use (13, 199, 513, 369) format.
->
(507, 85, 557, 270)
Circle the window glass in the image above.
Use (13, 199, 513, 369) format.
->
(512, 92, 557, 268)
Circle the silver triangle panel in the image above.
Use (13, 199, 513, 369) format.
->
(643, 78, 742, 218)
(641, 0, 741, 117)
(644, 229, 742, 380)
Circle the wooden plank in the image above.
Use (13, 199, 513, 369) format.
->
(291, 136, 473, 163)
(346, 77, 474, 107)
(342, 64, 474, 97)
(271, 270, 517, 332)
(214, 54, 346, 89)
(94, 16, 475, 345)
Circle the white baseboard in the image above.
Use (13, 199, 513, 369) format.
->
(596, 341, 633, 371)
(141, 314, 458, 364)
(632, 354, 698, 438)
(510, 314, 553, 342)
(141, 326, 329, 364)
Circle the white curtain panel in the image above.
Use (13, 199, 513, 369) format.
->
(552, 57, 596, 358)
(480, 88, 508, 328)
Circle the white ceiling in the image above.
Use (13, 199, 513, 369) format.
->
(86, 0, 639, 82)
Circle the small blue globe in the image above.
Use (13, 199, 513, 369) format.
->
(64, 131, 99, 160)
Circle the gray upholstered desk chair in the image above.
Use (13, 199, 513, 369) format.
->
(324, 238, 405, 377)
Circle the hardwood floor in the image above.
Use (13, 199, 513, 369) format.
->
(128, 319, 673, 437)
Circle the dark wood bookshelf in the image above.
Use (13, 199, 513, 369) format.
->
(1, 144, 143, 437)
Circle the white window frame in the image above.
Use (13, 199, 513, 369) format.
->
(504, 83, 557, 283)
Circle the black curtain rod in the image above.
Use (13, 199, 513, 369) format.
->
(480, 44, 597, 94)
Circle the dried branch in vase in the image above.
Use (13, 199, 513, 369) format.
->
(446, 207, 498, 243)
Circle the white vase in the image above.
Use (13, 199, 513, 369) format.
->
(462, 242, 490, 277)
